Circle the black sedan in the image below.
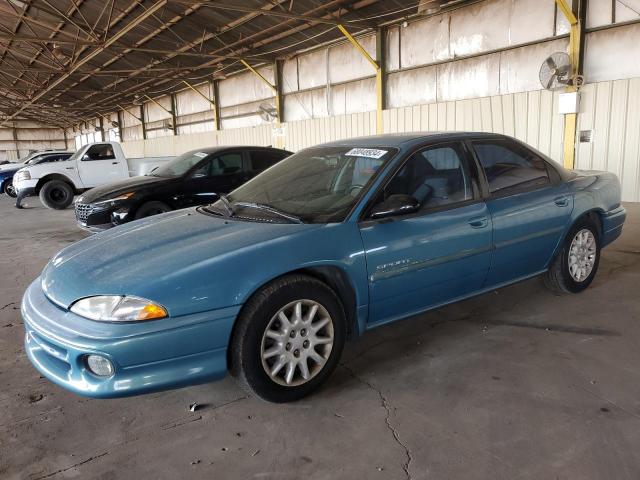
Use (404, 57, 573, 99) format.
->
(74, 145, 291, 232)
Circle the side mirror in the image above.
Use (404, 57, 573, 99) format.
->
(82, 153, 90, 161)
(369, 194, 420, 219)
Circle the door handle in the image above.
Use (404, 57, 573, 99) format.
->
(112, 161, 119, 165)
(468, 217, 489, 228)
(554, 196, 569, 207)
(65, 167, 75, 170)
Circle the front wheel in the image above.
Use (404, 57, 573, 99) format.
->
(3, 180, 16, 197)
(544, 218, 601, 294)
(39, 180, 74, 210)
(229, 274, 346, 402)
(134, 201, 171, 219)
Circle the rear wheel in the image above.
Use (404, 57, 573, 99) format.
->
(544, 218, 601, 294)
(3, 180, 16, 197)
(229, 274, 346, 402)
(134, 201, 171, 219)
(39, 180, 74, 210)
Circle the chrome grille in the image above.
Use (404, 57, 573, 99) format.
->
(74, 203, 92, 224)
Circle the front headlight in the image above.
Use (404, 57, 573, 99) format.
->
(93, 192, 135, 208)
(15, 170, 30, 182)
(70, 295, 168, 322)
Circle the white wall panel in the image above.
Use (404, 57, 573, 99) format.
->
(328, 34, 377, 84)
(175, 83, 212, 115)
(399, 13, 451, 68)
(437, 54, 501, 101)
(298, 50, 327, 90)
(584, 24, 640, 83)
(219, 67, 274, 107)
(616, 0, 640, 22)
(386, 26, 400, 72)
(587, 0, 613, 28)
(576, 77, 640, 202)
(387, 66, 437, 109)
(282, 58, 299, 93)
(510, 0, 555, 45)
(144, 95, 172, 122)
(450, 0, 511, 57)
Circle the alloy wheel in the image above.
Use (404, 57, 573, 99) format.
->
(260, 299, 334, 387)
(568, 228, 597, 282)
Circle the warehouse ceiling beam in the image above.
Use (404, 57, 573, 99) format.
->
(88, 0, 371, 115)
(0, 0, 168, 126)
(555, 0, 585, 170)
(175, 1, 376, 28)
(337, 24, 383, 134)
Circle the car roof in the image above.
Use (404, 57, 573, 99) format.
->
(187, 145, 291, 155)
(317, 131, 512, 149)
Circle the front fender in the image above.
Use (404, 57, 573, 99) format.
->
(137, 222, 370, 333)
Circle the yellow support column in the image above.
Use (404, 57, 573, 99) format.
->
(556, 0, 582, 169)
(337, 24, 383, 134)
(240, 59, 284, 148)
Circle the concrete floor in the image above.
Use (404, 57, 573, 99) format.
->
(1, 196, 639, 480)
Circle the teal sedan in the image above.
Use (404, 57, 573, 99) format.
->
(22, 133, 625, 402)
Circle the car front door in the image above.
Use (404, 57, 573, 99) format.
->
(77, 144, 123, 187)
(469, 139, 573, 287)
(359, 141, 493, 327)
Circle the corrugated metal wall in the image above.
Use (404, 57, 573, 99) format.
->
(576, 77, 640, 202)
(281, 89, 565, 163)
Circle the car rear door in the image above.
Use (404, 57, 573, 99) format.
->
(359, 141, 493, 326)
(248, 149, 289, 178)
(469, 138, 573, 287)
(77, 144, 124, 187)
(180, 151, 246, 207)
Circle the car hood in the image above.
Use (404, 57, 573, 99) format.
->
(41, 209, 322, 314)
(78, 175, 173, 203)
(0, 163, 22, 175)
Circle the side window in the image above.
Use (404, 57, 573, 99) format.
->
(472, 141, 550, 194)
(84, 144, 115, 161)
(250, 150, 288, 172)
(210, 153, 243, 176)
(376, 143, 476, 211)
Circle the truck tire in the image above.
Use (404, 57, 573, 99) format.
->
(3, 179, 16, 197)
(39, 180, 74, 210)
(134, 201, 171, 219)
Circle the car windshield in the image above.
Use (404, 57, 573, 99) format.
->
(150, 151, 210, 178)
(210, 146, 395, 223)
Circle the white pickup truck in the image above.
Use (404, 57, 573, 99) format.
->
(13, 141, 172, 209)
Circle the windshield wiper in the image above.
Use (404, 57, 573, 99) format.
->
(217, 194, 235, 217)
(233, 202, 303, 224)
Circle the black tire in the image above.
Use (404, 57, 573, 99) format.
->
(134, 201, 171, 219)
(544, 217, 601, 294)
(39, 180, 74, 210)
(3, 179, 16, 197)
(229, 274, 346, 403)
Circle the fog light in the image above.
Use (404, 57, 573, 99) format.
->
(85, 355, 114, 377)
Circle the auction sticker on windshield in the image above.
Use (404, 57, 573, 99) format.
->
(344, 148, 388, 159)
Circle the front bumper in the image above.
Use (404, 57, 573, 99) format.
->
(14, 178, 38, 195)
(75, 203, 134, 233)
(22, 279, 239, 398)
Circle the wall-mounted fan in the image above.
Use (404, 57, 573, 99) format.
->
(110, 121, 119, 128)
(258, 102, 278, 122)
(539, 52, 572, 90)
(539, 52, 579, 90)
